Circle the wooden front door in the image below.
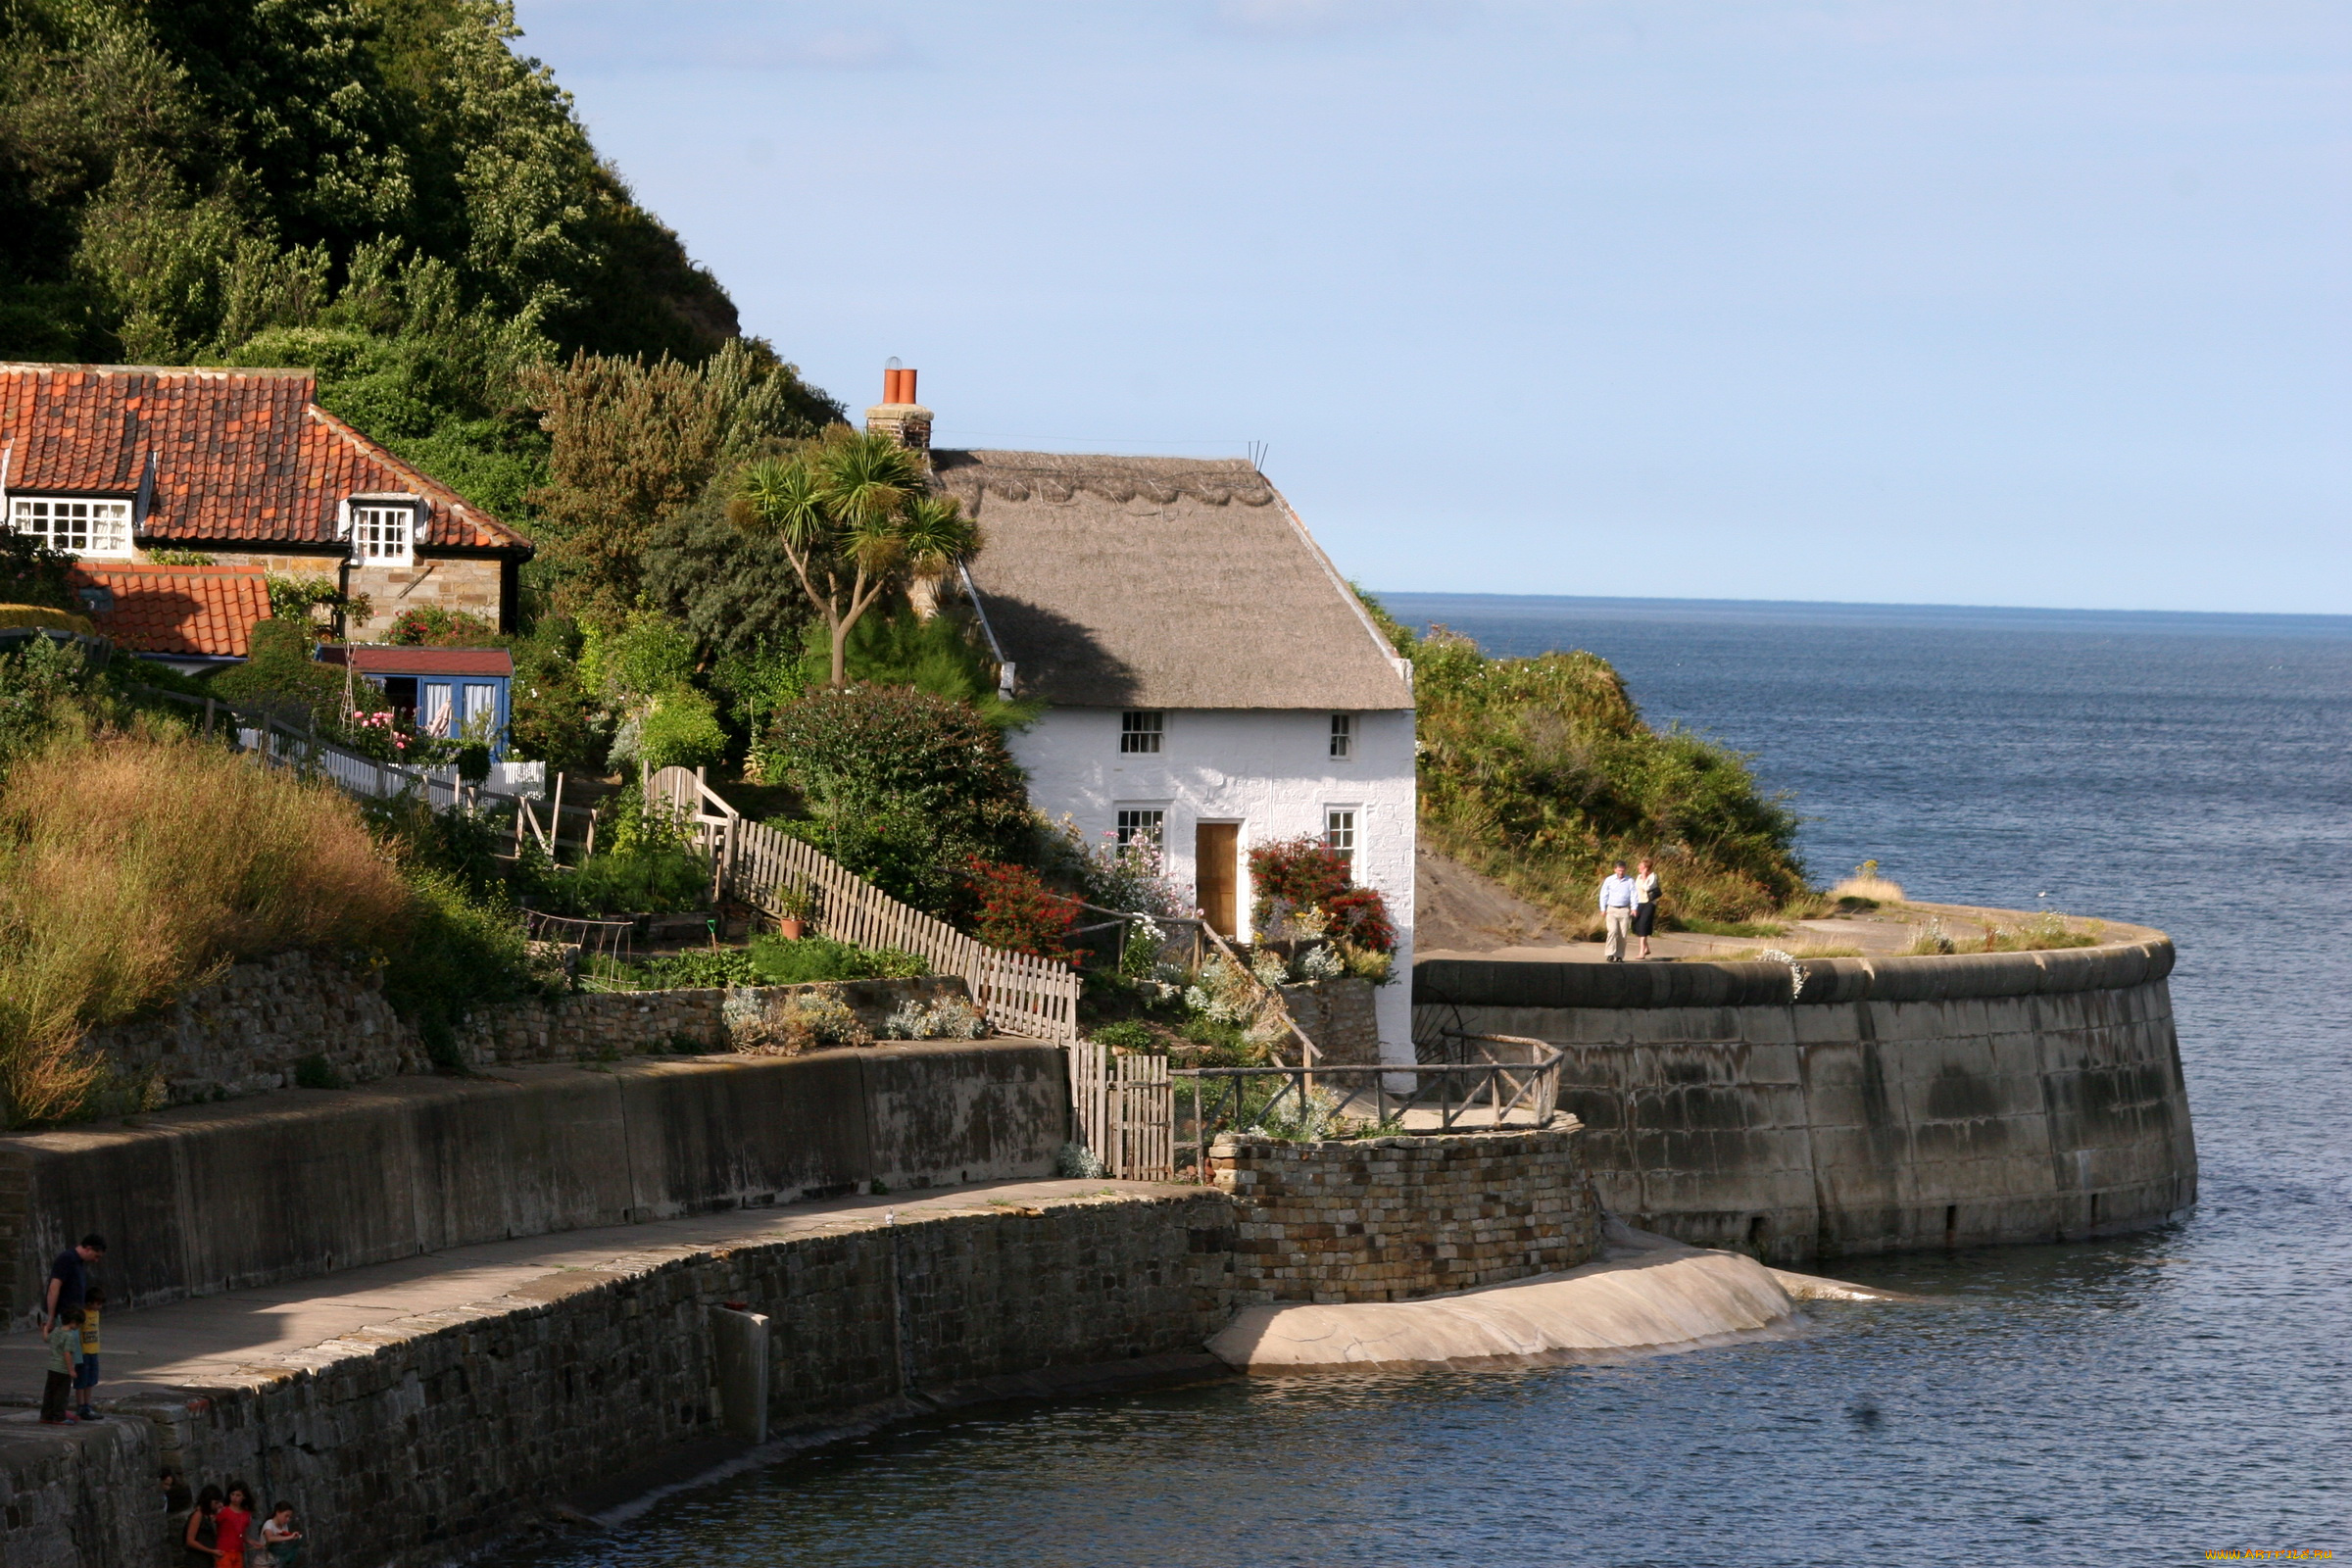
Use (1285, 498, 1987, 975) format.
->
(1197, 822, 1241, 937)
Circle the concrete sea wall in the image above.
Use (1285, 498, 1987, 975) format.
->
(1212, 1125, 1601, 1303)
(1414, 940, 2197, 1262)
(1, 1187, 1235, 1568)
(0, 1043, 1068, 1326)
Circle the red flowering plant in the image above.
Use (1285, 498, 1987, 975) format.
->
(959, 857, 1083, 960)
(1246, 835, 1397, 980)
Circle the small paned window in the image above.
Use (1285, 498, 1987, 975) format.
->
(1329, 713, 1353, 760)
(1325, 808, 1357, 869)
(1115, 808, 1165, 850)
(1120, 710, 1163, 754)
(11, 497, 131, 558)
(351, 503, 416, 565)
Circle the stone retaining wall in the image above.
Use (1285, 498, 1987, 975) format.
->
(81, 951, 417, 1104)
(0, 1190, 1236, 1568)
(1278, 976, 1382, 1066)
(1211, 1124, 1601, 1304)
(80, 954, 985, 1102)
(1415, 940, 2198, 1262)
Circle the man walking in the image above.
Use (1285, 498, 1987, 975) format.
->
(1599, 861, 1640, 962)
(44, 1234, 105, 1335)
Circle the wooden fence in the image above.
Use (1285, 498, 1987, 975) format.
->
(1067, 1042, 1174, 1181)
(644, 766, 1082, 1042)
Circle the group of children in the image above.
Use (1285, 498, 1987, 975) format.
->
(38, 1287, 103, 1424)
(177, 1479, 304, 1567)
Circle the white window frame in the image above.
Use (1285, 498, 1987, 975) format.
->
(1119, 710, 1164, 755)
(9, 496, 133, 559)
(345, 495, 421, 566)
(1329, 712, 1354, 760)
(1114, 808, 1166, 851)
(1324, 807, 1358, 872)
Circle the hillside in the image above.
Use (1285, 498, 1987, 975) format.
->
(0, 0, 837, 531)
(1358, 593, 1808, 932)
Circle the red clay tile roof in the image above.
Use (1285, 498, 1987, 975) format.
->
(66, 562, 271, 658)
(324, 645, 514, 676)
(0, 364, 530, 554)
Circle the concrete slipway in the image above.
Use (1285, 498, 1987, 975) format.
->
(1210, 1219, 1906, 1374)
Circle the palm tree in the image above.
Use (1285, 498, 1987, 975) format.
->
(733, 431, 981, 686)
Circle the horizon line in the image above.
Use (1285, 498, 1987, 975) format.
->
(1366, 589, 2352, 625)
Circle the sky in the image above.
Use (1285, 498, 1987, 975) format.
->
(513, 1, 2348, 613)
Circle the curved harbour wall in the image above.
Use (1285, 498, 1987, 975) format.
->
(1413, 937, 2197, 1263)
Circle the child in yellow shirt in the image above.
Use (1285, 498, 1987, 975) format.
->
(74, 1287, 103, 1421)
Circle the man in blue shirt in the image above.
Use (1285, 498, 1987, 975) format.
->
(1598, 861, 1640, 962)
(44, 1234, 105, 1334)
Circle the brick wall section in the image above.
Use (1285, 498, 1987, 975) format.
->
(1, 1191, 1236, 1568)
(1278, 976, 1383, 1066)
(1211, 1124, 1601, 1304)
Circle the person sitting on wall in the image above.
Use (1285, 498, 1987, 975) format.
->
(1599, 861, 1640, 962)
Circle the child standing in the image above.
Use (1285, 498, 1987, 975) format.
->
(74, 1286, 103, 1420)
(260, 1502, 303, 1565)
(216, 1482, 255, 1568)
(39, 1305, 80, 1423)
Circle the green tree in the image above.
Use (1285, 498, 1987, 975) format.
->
(528, 341, 838, 624)
(733, 431, 980, 687)
(768, 685, 1031, 913)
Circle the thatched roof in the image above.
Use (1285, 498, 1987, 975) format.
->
(943, 450, 1412, 711)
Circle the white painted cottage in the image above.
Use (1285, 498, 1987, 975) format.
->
(898, 414, 1418, 1057)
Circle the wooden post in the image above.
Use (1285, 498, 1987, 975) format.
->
(202, 696, 216, 740)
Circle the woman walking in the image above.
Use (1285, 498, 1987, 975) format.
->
(183, 1486, 223, 1565)
(1633, 858, 1662, 960)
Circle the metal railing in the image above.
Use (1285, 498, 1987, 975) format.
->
(1168, 1031, 1561, 1180)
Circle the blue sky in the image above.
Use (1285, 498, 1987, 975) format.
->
(515, 1, 2347, 613)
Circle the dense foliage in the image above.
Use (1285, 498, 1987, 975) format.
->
(1358, 593, 1806, 926)
(959, 857, 1081, 960)
(766, 685, 1033, 913)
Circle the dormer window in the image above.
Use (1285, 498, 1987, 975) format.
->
(10, 497, 131, 559)
(349, 500, 417, 566)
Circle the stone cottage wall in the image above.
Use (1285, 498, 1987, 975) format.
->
(1210, 1123, 1600, 1304)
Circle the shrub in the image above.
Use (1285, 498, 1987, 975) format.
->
(635, 947, 759, 988)
(746, 935, 927, 984)
(378, 866, 534, 1071)
(630, 689, 727, 774)
(554, 847, 711, 915)
(765, 685, 1032, 913)
(730, 990, 871, 1055)
(209, 619, 347, 725)
(1092, 1020, 1156, 1051)
(0, 733, 411, 1124)
(881, 997, 987, 1040)
(1388, 606, 1807, 928)
(960, 858, 1081, 959)
(385, 606, 500, 646)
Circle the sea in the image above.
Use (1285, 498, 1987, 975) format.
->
(518, 595, 2352, 1567)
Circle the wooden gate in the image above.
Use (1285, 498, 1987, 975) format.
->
(1067, 1043, 1173, 1181)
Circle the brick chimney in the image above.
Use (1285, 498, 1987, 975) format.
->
(863, 359, 932, 456)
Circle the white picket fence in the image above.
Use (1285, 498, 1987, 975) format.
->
(644, 766, 1082, 1042)
(1066, 1042, 1174, 1181)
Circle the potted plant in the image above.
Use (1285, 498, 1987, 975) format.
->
(772, 883, 815, 940)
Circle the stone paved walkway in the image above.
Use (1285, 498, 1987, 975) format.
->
(0, 1177, 1177, 1414)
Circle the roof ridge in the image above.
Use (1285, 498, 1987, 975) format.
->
(0, 362, 316, 379)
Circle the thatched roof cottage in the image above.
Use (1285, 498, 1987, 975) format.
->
(865, 371, 1417, 1058)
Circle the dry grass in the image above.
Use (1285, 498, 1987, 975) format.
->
(0, 732, 411, 1124)
(1720, 944, 1866, 961)
(1828, 867, 1906, 906)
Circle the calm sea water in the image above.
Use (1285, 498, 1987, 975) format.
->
(522, 596, 2352, 1567)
